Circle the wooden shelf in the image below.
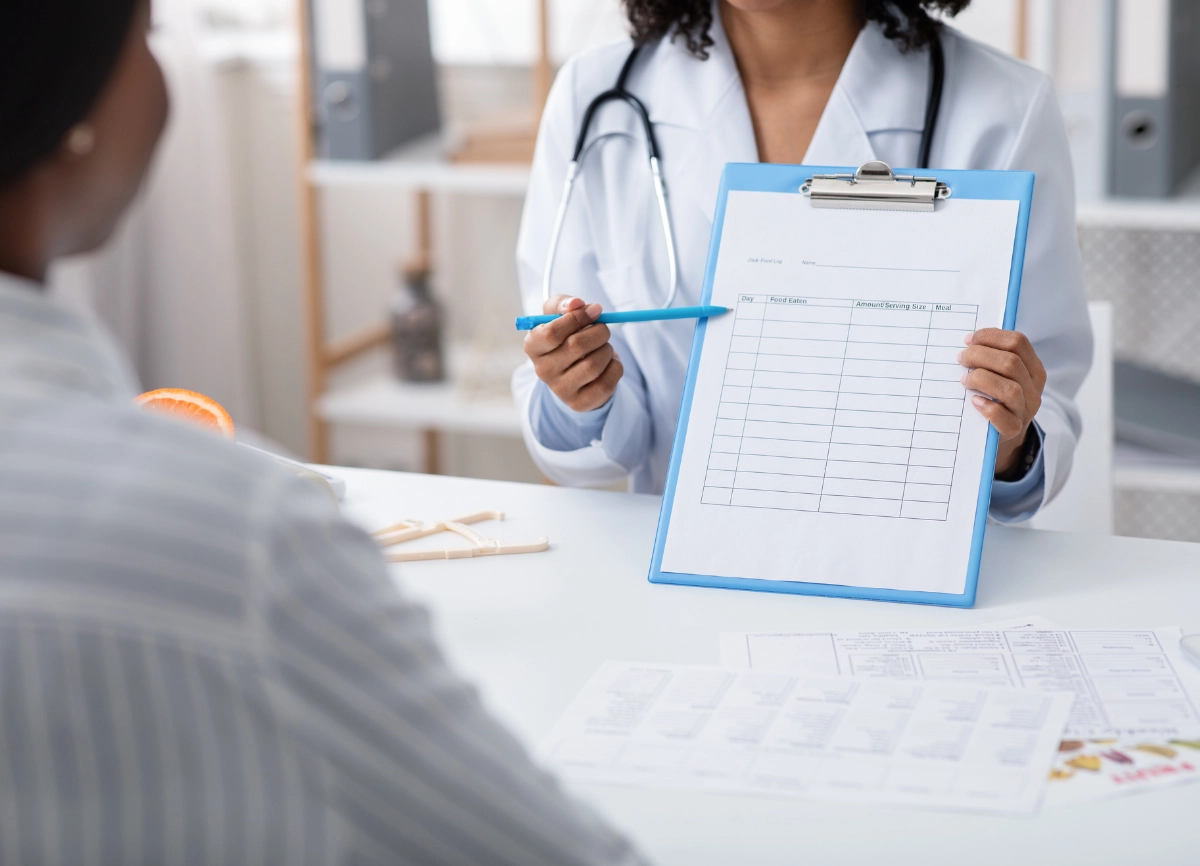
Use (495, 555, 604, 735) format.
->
(308, 134, 530, 196)
(318, 374, 521, 438)
(1077, 197, 1200, 232)
(1114, 441, 1200, 495)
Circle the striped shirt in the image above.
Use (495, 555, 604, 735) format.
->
(0, 273, 646, 866)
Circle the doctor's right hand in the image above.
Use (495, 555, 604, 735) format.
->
(524, 295, 624, 412)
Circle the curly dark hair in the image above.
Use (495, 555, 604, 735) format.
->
(623, 0, 972, 58)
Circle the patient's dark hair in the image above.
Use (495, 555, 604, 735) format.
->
(623, 0, 972, 58)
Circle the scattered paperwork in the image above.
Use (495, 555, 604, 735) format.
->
(717, 620, 1200, 808)
(541, 661, 1073, 816)
(718, 626, 1200, 740)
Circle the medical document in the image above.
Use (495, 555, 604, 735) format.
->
(660, 192, 1020, 594)
(719, 627, 1200, 739)
(542, 662, 1072, 815)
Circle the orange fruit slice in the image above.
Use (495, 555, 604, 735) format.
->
(135, 388, 235, 438)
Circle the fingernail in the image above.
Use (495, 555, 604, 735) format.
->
(585, 303, 602, 320)
(963, 333, 973, 345)
(960, 372, 969, 386)
(559, 298, 572, 313)
(972, 395, 986, 408)
(956, 350, 965, 364)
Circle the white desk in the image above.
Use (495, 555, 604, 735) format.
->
(331, 467, 1200, 866)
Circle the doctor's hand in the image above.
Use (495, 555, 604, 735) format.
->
(524, 295, 624, 412)
(959, 329, 1047, 479)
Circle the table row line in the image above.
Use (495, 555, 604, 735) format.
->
(710, 439, 961, 468)
(714, 423, 961, 450)
(700, 487, 951, 520)
(708, 453, 957, 484)
(733, 302, 977, 327)
(719, 395, 966, 420)
(735, 295, 977, 308)
(721, 375, 966, 400)
(728, 347, 966, 375)
(732, 320, 975, 344)
(729, 336, 967, 363)
(727, 357, 965, 384)
(703, 471, 953, 504)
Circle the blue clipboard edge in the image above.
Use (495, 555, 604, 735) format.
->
(647, 163, 1036, 608)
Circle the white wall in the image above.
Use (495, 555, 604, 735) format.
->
(430, 0, 628, 66)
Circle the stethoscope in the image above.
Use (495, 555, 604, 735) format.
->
(542, 34, 946, 310)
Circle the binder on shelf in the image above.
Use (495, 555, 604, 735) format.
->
(1114, 360, 1200, 460)
(307, 0, 441, 161)
(1109, 0, 1200, 197)
(649, 161, 1034, 608)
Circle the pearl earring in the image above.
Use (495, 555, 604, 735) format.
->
(65, 124, 97, 157)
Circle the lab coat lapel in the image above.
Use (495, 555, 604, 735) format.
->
(801, 84, 876, 168)
(808, 22, 930, 165)
(666, 19, 934, 225)
(650, 11, 758, 225)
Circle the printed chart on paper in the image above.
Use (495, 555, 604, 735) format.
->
(703, 294, 978, 521)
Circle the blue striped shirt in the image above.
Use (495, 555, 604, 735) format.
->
(0, 274, 645, 866)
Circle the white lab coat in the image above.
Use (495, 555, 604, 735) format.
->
(513, 17, 1093, 513)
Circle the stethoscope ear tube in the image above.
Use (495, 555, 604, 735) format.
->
(649, 156, 679, 309)
(918, 31, 945, 170)
(542, 161, 579, 305)
(543, 33, 942, 309)
(543, 44, 680, 310)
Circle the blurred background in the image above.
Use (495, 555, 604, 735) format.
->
(46, 0, 1200, 542)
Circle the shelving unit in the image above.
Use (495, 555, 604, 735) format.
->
(1076, 194, 1200, 540)
(1113, 442, 1200, 495)
(308, 135, 530, 196)
(301, 148, 531, 469)
(1077, 198, 1200, 232)
(295, 0, 546, 466)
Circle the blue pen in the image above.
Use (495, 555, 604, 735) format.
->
(516, 305, 730, 331)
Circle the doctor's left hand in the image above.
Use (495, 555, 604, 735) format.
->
(959, 329, 1047, 479)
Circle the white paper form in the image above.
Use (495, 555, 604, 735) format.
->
(718, 628, 1200, 740)
(541, 662, 1072, 816)
(661, 193, 1020, 594)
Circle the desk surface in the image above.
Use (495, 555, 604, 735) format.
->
(331, 467, 1200, 866)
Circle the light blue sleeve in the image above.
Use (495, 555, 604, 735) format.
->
(528, 379, 612, 452)
(988, 421, 1047, 523)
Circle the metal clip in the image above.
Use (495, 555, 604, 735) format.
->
(801, 160, 951, 212)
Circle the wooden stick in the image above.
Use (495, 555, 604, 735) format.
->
(384, 537, 550, 563)
(372, 511, 505, 541)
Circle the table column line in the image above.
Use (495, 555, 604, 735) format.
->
(734, 300, 767, 496)
(705, 297, 756, 498)
(816, 300, 853, 513)
(900, 307, 935, 507)
(940, 306, 979, 512)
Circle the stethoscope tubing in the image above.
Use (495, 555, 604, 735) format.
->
(542, 32, 943, 312)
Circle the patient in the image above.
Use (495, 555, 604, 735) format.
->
(0, 1, 646, 863)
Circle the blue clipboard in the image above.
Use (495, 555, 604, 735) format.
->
(648, 162, 1035, 608)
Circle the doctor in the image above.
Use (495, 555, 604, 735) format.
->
(513, 0, 1092, 521)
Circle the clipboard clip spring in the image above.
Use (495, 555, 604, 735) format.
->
(802, 160, 951, 212)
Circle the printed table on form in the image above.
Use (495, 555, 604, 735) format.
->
(702, 294, 978, 521)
